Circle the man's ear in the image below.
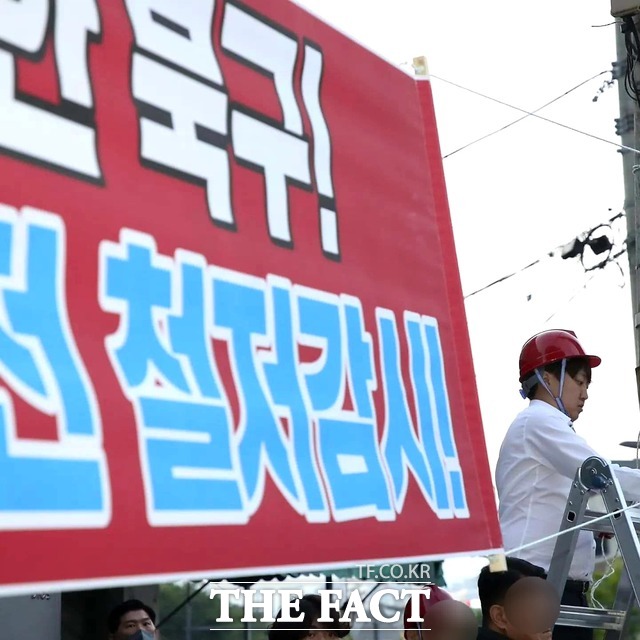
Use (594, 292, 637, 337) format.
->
(543, 372, 562, 393)
(489, 604, 509, 632)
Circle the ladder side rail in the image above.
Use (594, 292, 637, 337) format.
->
(603, 555, 633, 640)
(547, 468, 591, 598)
(601, 470, 640, 608)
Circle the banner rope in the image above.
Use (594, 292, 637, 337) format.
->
(505, 501, 640, 556)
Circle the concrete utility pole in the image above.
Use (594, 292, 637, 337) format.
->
(615, 18, 640, 402)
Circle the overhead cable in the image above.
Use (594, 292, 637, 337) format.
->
(443, 71, 609, 159)
(463, 211, 625, 299)
(430, 74, 640, 155)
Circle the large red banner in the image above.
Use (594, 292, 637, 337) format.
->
(0, 0, 501, 595)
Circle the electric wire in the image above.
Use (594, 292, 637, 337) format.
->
(584, 245, 626, 273)
(543, 248, 626, 323)
(464, 258, 542, 299)
(590, 547, 619, 609)
(543, 272, 600, 324)
(443, 71, 609, 159)
(463, 211, 625, 299)
(430, 74, 640, 155)
(156, 580, 210, 629)
(622, 16, 640, 104)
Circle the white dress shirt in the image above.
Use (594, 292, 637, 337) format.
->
(496, 399, 640, 580)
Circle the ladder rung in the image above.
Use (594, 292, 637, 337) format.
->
(582, 508, 640, 534)
(556, 605, 627, 631)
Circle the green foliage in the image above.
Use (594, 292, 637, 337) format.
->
(590, 558, 640, 640)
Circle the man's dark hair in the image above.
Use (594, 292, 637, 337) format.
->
(477, 557, 546, 626)
(527, 357, 591, 400)
(107, 599, 156, 634)
(268, 594, 350, 640)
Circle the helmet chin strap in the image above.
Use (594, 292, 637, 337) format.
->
(534, 358, 569, 417)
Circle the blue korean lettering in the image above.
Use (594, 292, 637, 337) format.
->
(0, 392, 104, 513)
(5, 221, 93, 435)
(100, 233, 245, 525)
(140, 397, 245, 514)
(376, 308, 442, 513)
(422, 318, 467, 514)
(315, 416, 392, 520)
(342, 297, 374, 419)
(103, 235, 188, 393)
(298, 289, 392, 521)
(405, 313, 453, 514)
(100, 226, 467, 525)
(211, 269, 300, 512)
(297, 293, 344, 412)
(262, 277, 326, 518)
(0, 219, 45, 401)
(0, 207, 108, 526)
(167, 254, 220, 399)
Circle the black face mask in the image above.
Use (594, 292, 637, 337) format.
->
(126, 631, 155, 640)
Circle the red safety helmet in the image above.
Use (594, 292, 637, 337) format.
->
(519, 329, 601, 382)
(403, 585, 452, 638)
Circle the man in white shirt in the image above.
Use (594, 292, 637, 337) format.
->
(496, 329, 640, 640)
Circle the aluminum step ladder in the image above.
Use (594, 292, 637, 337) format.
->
(547, 456, 640, 638)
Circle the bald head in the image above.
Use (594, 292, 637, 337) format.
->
(503, 577, 560, 635)
(422, 600, 477, 640)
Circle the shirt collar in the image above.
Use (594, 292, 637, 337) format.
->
(529, 399, 574, 429)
